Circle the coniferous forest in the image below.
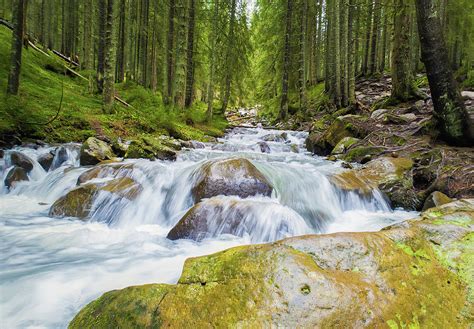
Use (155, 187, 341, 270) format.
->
(0, 0, 473, 328)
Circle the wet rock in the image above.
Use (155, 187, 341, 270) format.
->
(71, 200, 474, 328)
(332, 157, 420, 209)
(50, 147, 68, 170)
(37, 152, 55, 171)
(80, 137, 115, 165)
(111, 138, 129, 157)
(290, 144, 299, 153)
(261, 133, 287, 142)
(461, 91, 474, 99)
(49, 177, 142, 219)
(10, 151, 34, 173)
(257, 141, 271, 153)
(306, 115, 367, 155)
(77, 163, 135, 185)
(422, 191, 453, 211)
(125, 135, 178, 161)
(340, 145, 384, 163)
(4, 166, 29, 188)
(331, 137, 360, 155)
(191, 158, 273, 202)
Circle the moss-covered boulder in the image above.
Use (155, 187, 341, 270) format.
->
(332, 156, 420, 209)
(10, 151, 34, 173)
(331, 137, 360, 155)
(70, 200, 474, 328)
(340, 145, 385, 163)
(306, 115, 367, 155)
(124, 135, 179, 161)
(77, 162, 135, 185)
(422, 191, 453, 211)
(49, 177, 142, 219)
(191, 158, 273, 202)
(4, 166, 29, 188)
(37, 151, 55, 171)
(80, 137, 116, 166)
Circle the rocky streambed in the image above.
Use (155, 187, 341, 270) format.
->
(0, 127, 471, 328)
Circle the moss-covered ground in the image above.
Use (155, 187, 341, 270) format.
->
(0, 26, 227, 145)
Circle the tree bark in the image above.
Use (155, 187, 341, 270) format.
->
(206, 0, 219, 121)
(280, 0, 292, 120)
(103, 0, 115, 112)
(165, 0, 176, 104)
(7, 0, 26, 95)
(184, 0, 196, 108)
(97, 0, 106, 93)
(298, 0, 307, 110)
(221, 0, 237, 112)
(415, 0, 473, 145)
(369, 0, 381, 75)
(362, 0, 373, 75)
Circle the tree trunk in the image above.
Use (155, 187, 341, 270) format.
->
(280, 0, 292, 120)
(415, 0, 473, 145)
(348, 0, 356, 104)
(97, 0, 106, 93)
(165, 0, 175, 104)
(315, 0, 323, 82)
(362, 0, 373, 75)
(298, 0, 307, 110)
(391, 0, 415, 101)
(7, 0, 26, 95)
(184, 0, 196, 108)
(206, 0, 219, 121)
(369, 0, 381, 75)
(115, 0, 126, 82)
(221, 0, 237, 112)
(103, 0, 115, 112)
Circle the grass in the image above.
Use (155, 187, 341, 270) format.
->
(0, 26, 227, 145)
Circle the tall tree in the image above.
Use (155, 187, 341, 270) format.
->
(165, 0, 176, 104)
(102, 0, 115, 112)
(7, 0, 26, 95)
(221, 0, 237, 112)
(280, 0, 292, 120)
(415, 0, 473, 145)
(298, 0, 308, 110)
(184, 0, 196, 108)
(206, 0, 219, 121)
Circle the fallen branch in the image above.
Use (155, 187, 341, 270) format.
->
(52, 50, 79, 67)
(28, 40, 50, 57)
(0, 18, 13, 29)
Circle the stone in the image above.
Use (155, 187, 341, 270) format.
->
(370, 108, 388, 120)
(461, 91, 474, 99)
(257, 141, 271, 153)
(70, 200, 474, 328)
(37, 152, 55, 171)
(261, 133, 286, 142)
(422, 191, 453, 211)
(50, 147, 68, 170)
(4, 166, 29, 188)
(77, 163, 135, 185)
(124, 136, 178, 161)
(191, 158, 273, 202)
(331, 137, 360, 155)
(80, 137, 115, 165)
(49, 177, 142, 219)
(10, 151, 34, 173)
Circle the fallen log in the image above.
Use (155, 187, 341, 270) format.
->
(52, 50, 79, 67)
(0, 18, 13, 29)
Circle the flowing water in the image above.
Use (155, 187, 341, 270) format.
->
(0, 128, 417, 328)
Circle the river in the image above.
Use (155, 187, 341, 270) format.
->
(0, 127, 417, 328)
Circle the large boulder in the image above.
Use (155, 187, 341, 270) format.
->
(124, 135, 179, 161)
(50, 146, 69, 170)
(80, 137, 115, 165)
(77, 162, 135, 185)
(422, 191, 453, 211)
(331, 137, 360, 155)
(191, 158, 273, 202)
(4, 166, 29, 188)
(70, 200, 474, 328)
(49, 177, 142, 219)
(306, 115, 367, 155)
(10, 151, 34, 173)
(332, 156, 419, 209)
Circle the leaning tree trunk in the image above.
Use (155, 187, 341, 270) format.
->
(280, 0, 292, 120)
(415, 0, 473, 145)
(391, 0, 416, 101)
(7, 0, 26, 95)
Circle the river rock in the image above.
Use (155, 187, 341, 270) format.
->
(332, 156, 419, 209)
(10, 151, 34, 173)
(257, 141, 271, 153)
(50, 147, 68, 170)
(422, 191, 453, 211)
(70, 200, 474, 328)
(49, 177, 142, 219)
(461, 90, 474, 99)
(331, 137, 360, 155)
(370, 108, 388, 120)
(261, 133, 287, 142)
(77, 162, 135, 185)
(125, 135, 178, 161)
(306, 115, 367, 155)
(37, 152, 55, 171)
(4, 166, 29, 188)
(80, 137, 115, 165)
(191, 158, 273, 202)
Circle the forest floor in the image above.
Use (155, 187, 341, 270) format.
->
(0, 26, 227, 148)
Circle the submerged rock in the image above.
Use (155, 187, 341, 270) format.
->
(80, 137, 115, 165)
(49, 177, 142, 219)
(332, 156, 419, 209)
(77, 162, 135, 185)
(50, 147, 69, 170)
(257, 141, 271, 153)
(4, 166, 29, 188)
(10, 151, 34, 173)
(191, 158, 273, 202)
(70, 200, 474, 328)
(261, 133, 287, 142)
